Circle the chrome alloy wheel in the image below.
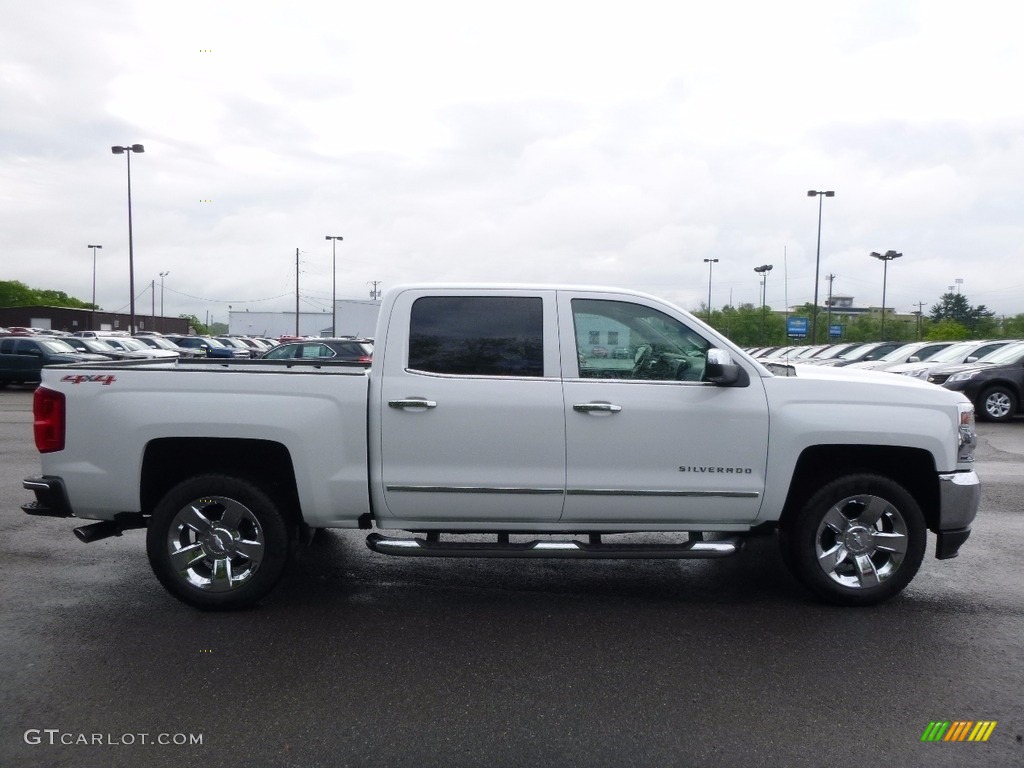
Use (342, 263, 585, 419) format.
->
(814, 493, 909, 589)
(165, 496, 265, 592)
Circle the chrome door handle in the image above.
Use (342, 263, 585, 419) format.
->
(388, 399, 437, 409)
(573, 403, 622, 413)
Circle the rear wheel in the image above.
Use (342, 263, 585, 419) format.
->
(780, 474, 926, 606)
(979, 385, 1016, 422)
(146, 474, 292, 609)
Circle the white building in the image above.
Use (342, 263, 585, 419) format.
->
(228, 299, 382, 339)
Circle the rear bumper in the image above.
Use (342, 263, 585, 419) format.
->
(22, 475, 74, 518)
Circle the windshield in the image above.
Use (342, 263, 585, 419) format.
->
(40, 340, 77, 353)
(815, 343, 860, 360)
(925, 341, 981, 363)
(838, 343, 880, 361)
(976, 341, 1024, 365)
(876, 343, 918, 362)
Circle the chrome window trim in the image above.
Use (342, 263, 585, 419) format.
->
(403, 368, 561, 383)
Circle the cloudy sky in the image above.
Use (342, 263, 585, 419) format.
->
(3, 0, 1023, 326)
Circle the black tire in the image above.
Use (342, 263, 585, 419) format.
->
(146, 474, 292, 610)
(978, 385, 1016, 423)
(780, 474, 926, 606)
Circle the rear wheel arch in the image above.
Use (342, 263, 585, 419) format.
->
(141, 438, 302, 528)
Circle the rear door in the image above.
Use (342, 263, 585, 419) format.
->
(375, 290, 566, 523)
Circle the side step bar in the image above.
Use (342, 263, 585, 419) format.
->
(366, 532, 742, 559)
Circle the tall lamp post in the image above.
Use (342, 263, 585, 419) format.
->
(807, 190, 834, 342)
(703, 258, 719, 323)
(325, 236, 343, 336)
(159, 271, 169, 332)
(870, 250, 902, 340)
(87, 245, 102, 330)
(111, 144, 145, 334)
(754, 264, 773, 344)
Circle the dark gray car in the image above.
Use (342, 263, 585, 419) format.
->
(0, 337, 107, 385)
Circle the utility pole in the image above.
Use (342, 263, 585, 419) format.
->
(326, 235, 343, 335)
(369, 281, 383, 300)
(703, 258, 718, 323)
(295, 248, 300, 336)
(915, 301, 926, 340)
(825, 274, 836, 341)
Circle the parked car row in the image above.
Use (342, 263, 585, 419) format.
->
(0, 327, 374, 386)
(749, 339, 1024, 422)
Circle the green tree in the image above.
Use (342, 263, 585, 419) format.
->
(179, 314, 209, 335)
(0, 280, 93, 309)
(703, 303, 787, 347)
(930, 292, 995, 336)
(925, 319, 971, 340)
(1000, 314, 1024, 338)
(0, 280, 35, 307)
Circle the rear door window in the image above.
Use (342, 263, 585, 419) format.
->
(408, 296, 543, 377)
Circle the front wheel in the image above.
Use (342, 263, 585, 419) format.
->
(780, 474, 926, 606)
(979, 385, 1016, 422)
(146, 474, 292, 609)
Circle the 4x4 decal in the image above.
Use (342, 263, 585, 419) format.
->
(61, 374, 116, 386)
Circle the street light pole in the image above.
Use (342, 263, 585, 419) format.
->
(807, 190, 835, 342)
(325, 236, 343, 336)
(87, 245, 102, 330)
(754, 264, 773, 344)
(870, 250, 902, 340)
(111, 144, 145, 334)
(159, 271, 169, 332)
(703, 258, 719, 323)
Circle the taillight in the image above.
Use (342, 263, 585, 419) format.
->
(33, 387, 66, 453)
(358, 356, 372, 363)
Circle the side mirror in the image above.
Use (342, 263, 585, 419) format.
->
(908, 355, 921, 362)
(965, 356, 978, 363)
(704, 348, 745, 386)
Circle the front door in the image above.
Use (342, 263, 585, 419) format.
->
(559, 293, 769, 525)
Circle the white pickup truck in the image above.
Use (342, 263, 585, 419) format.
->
(22, 284, 980, 609)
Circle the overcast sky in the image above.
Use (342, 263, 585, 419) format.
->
(3, 0, 1023, 326)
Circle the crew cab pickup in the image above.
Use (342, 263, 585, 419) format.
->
(22, 285, 981, 609)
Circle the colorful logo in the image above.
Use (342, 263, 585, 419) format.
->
(921, 721, 997, 742)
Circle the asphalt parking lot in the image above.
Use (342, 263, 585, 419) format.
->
(1, 384, 1022, 768)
